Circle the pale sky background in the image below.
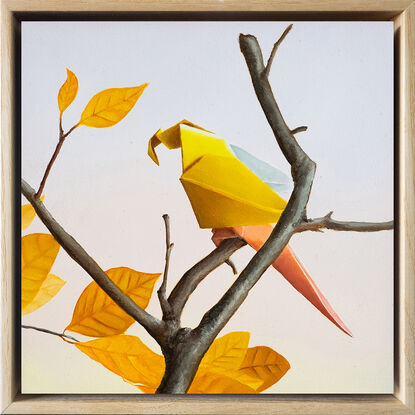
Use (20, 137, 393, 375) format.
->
(21, 21, 393, 394)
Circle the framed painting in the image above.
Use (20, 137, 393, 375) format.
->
(1, 1, 414, 414)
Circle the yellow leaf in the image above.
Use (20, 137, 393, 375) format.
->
(197, 331, 263, 390)
(21, 196, 44, 230)
(136, 331, 259, 393)
(75, 331, 288, 394)
(22, 233, 60, 310)
(75, 335, 164, 391)
(188, 369, 256, 394)
(58, 68, 78, 115)
(22, 274, 66, 315)
(78, 84, 148, 128)
(200, 331, 250, 371)
(238, 346, 290, 392)
(66, 267, 160, 337)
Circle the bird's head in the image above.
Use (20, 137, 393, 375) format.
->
(147, 120, 213, 165)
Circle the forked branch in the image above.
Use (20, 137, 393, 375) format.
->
(192, 28, 316, 344)
(191, 26, 394, 347)
(264, 24, 293, 78)
(168, 237, 246, 318)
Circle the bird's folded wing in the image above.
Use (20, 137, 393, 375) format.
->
(229, 145, 293, 196)
(181, 154, 286, 228)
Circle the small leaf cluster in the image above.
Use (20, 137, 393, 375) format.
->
(58, 68, 148, 129)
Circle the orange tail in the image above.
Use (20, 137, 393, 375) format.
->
(212, 225, 352, 337)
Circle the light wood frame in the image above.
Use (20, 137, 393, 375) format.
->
(1, 1, 414, 413)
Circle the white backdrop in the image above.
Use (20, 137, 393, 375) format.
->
(21, 21, 393, 393)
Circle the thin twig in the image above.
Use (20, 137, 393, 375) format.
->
(61, 123, 79, 139)
(158, 214, 174, 318)
(35, 123, 79, 199)
(296, 211, 394, 233)
(291, 126, 308, 135)
(263, 24, 293, 78)
(35, 137, 66, 198)
(22, 324, 80, 343)
(225, 259, 238, 275)
(22, 179, 166, 345)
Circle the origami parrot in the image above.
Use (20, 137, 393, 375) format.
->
(148, 121, 352, 336)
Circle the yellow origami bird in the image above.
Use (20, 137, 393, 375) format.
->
(148, 121, 352, 336)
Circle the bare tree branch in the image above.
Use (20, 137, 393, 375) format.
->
(23, 25, 395, 395)
(291, 126, 308, 135)
(22, 179, 166, 344)
(192, 28, 316, 346)
(35, 137, 65, 198)
(264, 23, 293, 78)
(158, 214, 174, 319)
(189, 28, 395, 350)
(296, 211, 394, 233)
(168, 237, 246, 318)
(242, 36, 309, 167)
(22, 325, 80, 343)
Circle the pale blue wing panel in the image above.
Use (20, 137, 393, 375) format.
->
(230, 144, 293, 195)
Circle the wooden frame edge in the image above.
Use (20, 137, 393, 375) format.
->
(395, 1, 415, 413)
(1, 395, 412, 415)
(1, 0, 414, 13)
(1, 1, 414, 414)
(1, 0, 16, 413)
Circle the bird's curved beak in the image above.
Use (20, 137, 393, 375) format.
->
(147, 120, 214, 166)
(148, 130, 163, 165)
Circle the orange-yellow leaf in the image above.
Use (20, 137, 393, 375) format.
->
(238, 346, 290, 392)
(58, 68, 78, 114)
(197, 331, 262, 390)
(200, 331, 250, 371)
(21, 196, 44, 230)
(66, 267, 160, 337)
(131, 331, 256, 394)
(188, 369, 256, 394)
(78, 84, 148, 128)
(75, 335, 164, 391)
(22, 273, 66, 315)
(22, 233, 60, 310)
(75, 331, 288, 394)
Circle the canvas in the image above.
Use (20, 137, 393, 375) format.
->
(21, 21, 394, 394)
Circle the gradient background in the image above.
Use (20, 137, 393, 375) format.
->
(21, 21, 393, 393)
